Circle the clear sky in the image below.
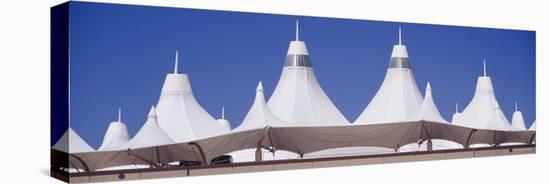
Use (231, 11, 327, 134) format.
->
(60, 2, 536, 148)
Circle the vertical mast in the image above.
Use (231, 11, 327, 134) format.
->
(118, 108, 121, 122)
(483, 59, 487, 77)
(295, 20, 299, 41)
(221, 106, 225, 119)
(398, 26, 402, 45)
(174, 50, 179, 74)
(455, 103, 459, 113)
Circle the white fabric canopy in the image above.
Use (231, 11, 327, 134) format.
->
(62, 36, 535, 171)
(234, 81, 289, 132)
(511, 107, 527, 130)
(98, 118, 129, 151)
(451, 105, 462, 124)
(529, 120, 536, 131)
(414, 82, 448, 123)
(453, 74, 513, 131)
(53, 127, 95, 153)
(267, 22, 349, 126)
(117, 106, 174, 150)
(216, 107, 232, 131)
(355, 31, 423, 124)
(156, 51, 229, 143)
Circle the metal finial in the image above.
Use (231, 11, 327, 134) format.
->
(295, 20, 299, 41)
(483, 59, 487, 77)
(222, 106, 225, 119)
(398, 26, 402, 45)
(174, 50, 179, 74)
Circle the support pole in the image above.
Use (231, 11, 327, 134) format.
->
(266, 129, 275, 153)
(254, 128, 270, 162)
(421, 122, 433, 151)
(69, 154, 91, 173)
(69, 161, 81, 173)
(255, 146, 262, 162)
(427, 139, 433, 151)
(529, 133, 536, 145)
(155, 146, 162, 166)
(493, 131, 499, 147)
(465, 129, 477, 148)
(188, 142, 208, 165)
(126, 149, 159, 168)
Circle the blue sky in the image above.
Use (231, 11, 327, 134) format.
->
(62, 2, 536, 148)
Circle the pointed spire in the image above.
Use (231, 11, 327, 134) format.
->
(295, 20, 299, 41)
(483, 59, 487, 77)
(221, 106, 225, 119)
(426, 82, 432, 91)
(148, 105, 157, 117)
(256, 81, 264, 92)
(455, 103, 459, 113)
(515, 102, 518, 112)
(118, 108, 121, 122)
(174, 50, 179, 74)
(398, 26, 402, 45)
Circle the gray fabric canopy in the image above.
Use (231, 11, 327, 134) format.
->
(63, 121, 535, 171)
(71, 143, 198, 171)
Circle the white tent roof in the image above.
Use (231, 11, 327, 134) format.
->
(98, 108, 130, 151)
(355, 27, 423, 124)
(156, 51, 229, 143)
(216, 107, 232, 131)
(452, 60, 512, 131)
(414, 83, 448, 123)
(117, 106, 174, 150)
(52, 127, 95, 153)
(489, 107, 512, 130)
(451, 103, 462, 123)
(267, 21, 349, 126)
(511, 103, 527, 130)
(529, 120, 536, 131)
(235, 82, 289, 132)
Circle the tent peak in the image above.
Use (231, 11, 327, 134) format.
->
(256, 81, 264, 92)
(390, 27, 408, 58)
